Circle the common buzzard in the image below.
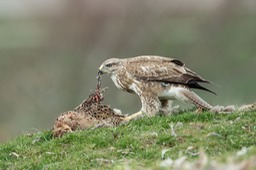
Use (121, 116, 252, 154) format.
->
(99, 55, 215, 120)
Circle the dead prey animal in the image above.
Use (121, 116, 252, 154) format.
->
(53, 73, 130, 137)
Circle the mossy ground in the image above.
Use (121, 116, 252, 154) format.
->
(0, 111, 256, 169)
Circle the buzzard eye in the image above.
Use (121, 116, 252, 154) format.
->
(106, 63, 113, 67)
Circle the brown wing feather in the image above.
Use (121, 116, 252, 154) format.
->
(125, 56, 215, 94)
(125, 56, 185, 80)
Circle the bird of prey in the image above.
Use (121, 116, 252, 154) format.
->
(98, 55, 215, 120)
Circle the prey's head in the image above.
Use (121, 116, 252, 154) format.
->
(98, 58, 122, 76)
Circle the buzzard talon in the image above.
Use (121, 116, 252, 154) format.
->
(123, 111, 145, 121)
(195, 107, 204, 113)
(99, 55, 215, 117)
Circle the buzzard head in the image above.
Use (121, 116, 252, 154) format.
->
(98, 58, 121, 76)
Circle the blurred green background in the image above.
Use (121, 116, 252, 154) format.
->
(0, 0, 256, 142)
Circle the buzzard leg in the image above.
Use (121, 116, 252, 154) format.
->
(179, 89, 213, 110)
(123, 111, 145, 121)
(140, 94, 161, 116)
(159, 100, 172, 115)
(159, 100, 180, 115)
(123, 94, 161, 121)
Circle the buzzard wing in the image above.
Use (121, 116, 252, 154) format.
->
(125, 56, 215, 94)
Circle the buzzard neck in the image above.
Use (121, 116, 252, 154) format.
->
(110, 74, 123, 90)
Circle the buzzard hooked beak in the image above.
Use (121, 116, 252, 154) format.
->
(98, 64, 103, 75)
(98, 64, 105, 75)
(98, 70, 103, 76)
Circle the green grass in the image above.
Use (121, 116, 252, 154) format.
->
(0, 111, 256, 169)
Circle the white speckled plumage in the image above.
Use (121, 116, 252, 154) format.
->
(99, 55, 214, 118)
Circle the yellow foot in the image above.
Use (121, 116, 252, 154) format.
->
(123, 111, 145, 122)
(195, 107, 203, 113)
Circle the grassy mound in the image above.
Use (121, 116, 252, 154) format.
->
(1, 111, 256, 169)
